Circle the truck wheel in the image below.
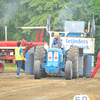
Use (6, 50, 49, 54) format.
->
(34, 45, 47, 77)
(0, 60, 5, 73)
(66, 46, 79, 79)
(65, 61, 73, 80)
(34, 60, 41, 79)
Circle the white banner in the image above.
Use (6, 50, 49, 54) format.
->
(50, 37, 95, 54)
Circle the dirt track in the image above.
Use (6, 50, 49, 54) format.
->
(0, 71, 100, 100)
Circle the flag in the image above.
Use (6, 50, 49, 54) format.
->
(90, 15, 95, 37)
(46, 14, 50, 36)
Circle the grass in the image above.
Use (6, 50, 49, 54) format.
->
(4, 63, 100, 72)
(98, 69, 100, 73)
(4, 63, 23, 71)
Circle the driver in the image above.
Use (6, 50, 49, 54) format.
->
(52, 33, 62, 48)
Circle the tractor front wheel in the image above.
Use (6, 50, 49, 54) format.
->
(65, 61, 73, 80)
(34, 60, 41, 79)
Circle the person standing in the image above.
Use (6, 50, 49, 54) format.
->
(15, 42, 26, 78)
(91, 51, 100, 78)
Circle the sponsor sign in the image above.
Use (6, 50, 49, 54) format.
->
(50, 37, 95, 54)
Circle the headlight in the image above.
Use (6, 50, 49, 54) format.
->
(81, 34, 84, 37)
(54, 52, 58, 61)
(48, 52, 52, 61)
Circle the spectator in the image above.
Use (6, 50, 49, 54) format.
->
(15, 42, 27, 78)
(91, 51, 100, 78)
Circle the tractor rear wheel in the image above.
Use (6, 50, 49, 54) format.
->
(27, 47, 35, 54)
(34, 45, 46, 62)
(34, 45, 47, 77)
(66, 46, 79, 78)
(0, 60, 5, 73)
(65, 61, 73, 80)
(34, 60, 41, 79)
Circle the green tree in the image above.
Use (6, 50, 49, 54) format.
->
(89, 0, 100, 65)
(90, 0, 100, 17)
(19, 0, 67, 43)
(0, 0, 21, 41)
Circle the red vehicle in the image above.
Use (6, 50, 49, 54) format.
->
(0, 28, 47, 72)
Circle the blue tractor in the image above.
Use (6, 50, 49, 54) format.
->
(33, 36, 79, 80)
(25, 20, 94, 80)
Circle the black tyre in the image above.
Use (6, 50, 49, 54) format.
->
(65, 61, 73, 80)
(34, 45, 46, 62)
(34, 60, 41, 79)
(27, 46, 35, 54)
(0, 60, 5, 73)
(34, 45, 47, 77)
(66, 46, 79, 78)
(25, 45, 29, 53)
(23, 45, 29, 55)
